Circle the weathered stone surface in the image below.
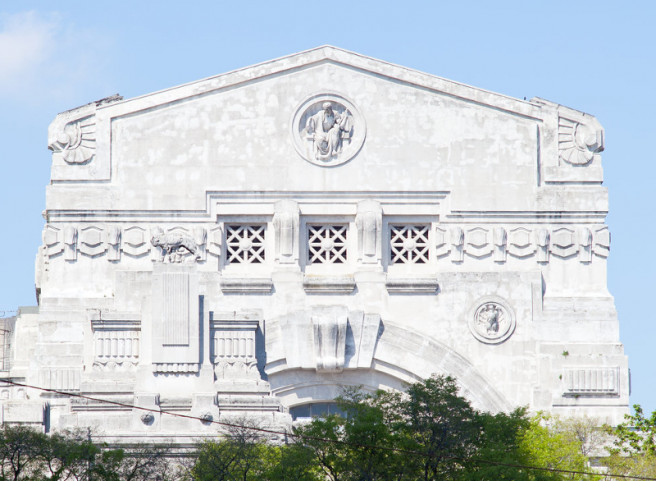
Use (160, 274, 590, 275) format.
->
(0, 47, 628, 443)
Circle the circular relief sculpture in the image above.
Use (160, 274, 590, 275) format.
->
(292, 93, 366, 167)
(468, 296, 516, 344)
(140, 413, 155, 425)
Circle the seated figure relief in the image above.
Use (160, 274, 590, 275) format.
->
(305, 102, 353, 161)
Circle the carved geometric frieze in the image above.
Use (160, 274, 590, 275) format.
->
(43, 225, 63, 257)
(507, 227, 536, 258)
(122, 226, 150, 257)
(194, 227, 207, 261)
(434, 226, 450, 258)
(465, 227, 493, 258)
(550, 227, 578, 258)
(536, 228, 550, 263)
(207, 226, 223, 258)
(79, 226, 107, 257)
(36, 222, 612, 268)
(578, 227, 593, 263)
(558, 116, 604, 166)
(493, 227, 507, 263)
(468, 296, 516, 344)
(63, 226, 77, 261)
(593, 226, 610, 258)
(450, 226, 464, 262)
(562, 367, 620, 397)
(90, 311, 140, 372)
(106, 226, 121, 261)
(292, 93, 366, 167)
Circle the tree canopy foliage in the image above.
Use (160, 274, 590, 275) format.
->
(2, 377, 653, 481)
(192, 375, 602, 481)
(602, 404, 656, 480)
(0, 426, 174, 481)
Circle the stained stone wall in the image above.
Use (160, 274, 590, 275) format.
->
(0, 46, 628, 442)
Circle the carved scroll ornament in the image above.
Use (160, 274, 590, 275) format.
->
(48, 116, 96, 165)
(558, 116, 604, 165)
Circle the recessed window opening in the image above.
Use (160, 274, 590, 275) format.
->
(290, 402, 345, 420)
(225, 225, 266, 264)
(308, 225, 348, 264)
(390, 224, 429, 264)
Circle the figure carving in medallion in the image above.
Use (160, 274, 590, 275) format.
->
(468, 298, 515, 344)
(477, 303, 501, 335)
(305, 102, 353, 161)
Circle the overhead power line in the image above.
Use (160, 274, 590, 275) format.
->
(0, 378, 652, 481)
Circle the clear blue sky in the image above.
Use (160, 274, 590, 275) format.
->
(1, 1, 654, 416)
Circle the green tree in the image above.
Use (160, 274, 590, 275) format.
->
(603, 404, 656, 480)
(260, 443, 320, 481)
(0, 425, 178, 481)
(463, 408, 537, 481)
(518, 413, 596, 481)
(190, 418, 273, 481)
(403, 375, 480, 481)
(0, 425, 46, 481)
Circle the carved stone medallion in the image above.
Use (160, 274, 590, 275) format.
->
(468, 297, 515, 344)
(292, 93, 366, 167)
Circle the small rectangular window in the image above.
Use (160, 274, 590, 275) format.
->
(225, 225, 266, 264)
(390, 225, 429, 264)
(308, 225, 348, 264)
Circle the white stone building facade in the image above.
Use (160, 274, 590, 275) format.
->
(0, 47, 628, 443)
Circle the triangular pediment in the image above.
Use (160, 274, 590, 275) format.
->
(95, 45, 540, 119)
(47, 46, 605, 215)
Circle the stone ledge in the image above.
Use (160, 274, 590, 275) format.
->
(303, 276, 356, 294)
(385, 278, 439, 293)
(220, 277, 273, 294)
(216, 394, 282, 412)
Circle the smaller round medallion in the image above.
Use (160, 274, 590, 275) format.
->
(291, 93, 366, 167)
(468, 296, 516, 344)
(239, 238, 253, 252)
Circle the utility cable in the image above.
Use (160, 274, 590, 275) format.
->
(0, 378, 652, 481)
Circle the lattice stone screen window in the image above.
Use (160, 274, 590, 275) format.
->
(308, 225, 348, 264)
(225, 225, 266, 264)
(390, 225, 430, 264)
